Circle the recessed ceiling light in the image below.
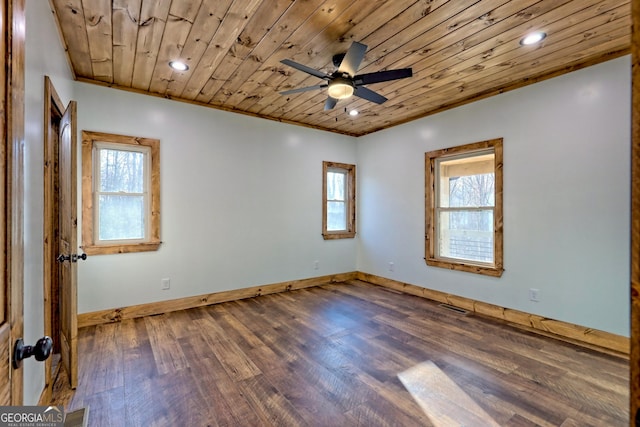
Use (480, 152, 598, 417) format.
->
(349, 110, 359, 117)
(520, 31, 547, 46)
(169, 61, 189, 71)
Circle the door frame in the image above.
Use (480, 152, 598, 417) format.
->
(1, 0, 25, 405)
(630, 1, 640, 424)
(41, 76, 65, 404)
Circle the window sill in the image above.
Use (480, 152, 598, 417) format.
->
(425, 258, 503, 277)
(322, 232, 356, 240)
(82, 241, 162, 255)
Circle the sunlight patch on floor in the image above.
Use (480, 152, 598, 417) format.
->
(398, 361, 500, 427)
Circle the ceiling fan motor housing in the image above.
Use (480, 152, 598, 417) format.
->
(332, 53, 346, 68)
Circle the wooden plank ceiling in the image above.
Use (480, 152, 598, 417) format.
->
(50, 0, 630, 136)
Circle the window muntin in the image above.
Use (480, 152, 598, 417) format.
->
(82, 131, 160, 255)
(426, 139, 503, 276)
(323, 161, 355, 239)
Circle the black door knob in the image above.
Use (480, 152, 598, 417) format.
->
(13, 336, 53, 369)
(57, 253, 87, 262)
(72, 253, 87, 262)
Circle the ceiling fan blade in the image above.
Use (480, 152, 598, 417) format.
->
(338, 41, 367, 76)
(281, 59, 330, 79)
(324, 96, 339, 110)
(354, 86, 387, 104)
(354, 68, 413, 86)
(280, 84, 327, 95)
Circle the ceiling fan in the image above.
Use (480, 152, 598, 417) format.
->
(279, 41, 413, 110)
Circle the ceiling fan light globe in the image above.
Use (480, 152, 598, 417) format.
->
(328, 82, 354, 100)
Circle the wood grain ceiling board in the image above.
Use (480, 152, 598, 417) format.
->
(50, 0, 631, 136)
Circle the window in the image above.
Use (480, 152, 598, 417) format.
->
(322, 161, 356, 239)
(81, 131, 161, 255)
(425, 138, 503, 276)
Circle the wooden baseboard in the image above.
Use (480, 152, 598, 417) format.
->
(38, 384, 50, 406)
(77, 272, 357, 328)
(77, 270, 629, 356)
(38, 359, 60, 405)
(356, 272, 629, 356)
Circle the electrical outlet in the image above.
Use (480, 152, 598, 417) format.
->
(313, 260, 319, 270)
(161, 278, 171, 290)
(388, 262, 395, 272)
(529, 288, 540, 302)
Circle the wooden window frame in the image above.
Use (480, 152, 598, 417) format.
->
(322, 161, 356, 240)
(81, 131, 161, 255)
(425, 138, 503, 277)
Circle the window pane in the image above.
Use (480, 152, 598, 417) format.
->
(438, 153, 494, 208)
(327, 171, 345, 201)
(327, 201, 346, 231)
(99, 195, 145, 240)
(100, 148, 145, 193)
(447, 174, 494, 207)
(438, 209, 494, 263)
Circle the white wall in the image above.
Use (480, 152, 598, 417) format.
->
(357, 56, 631, 337)
(74, 84, 357, 313)
(24, 0, 75, 405)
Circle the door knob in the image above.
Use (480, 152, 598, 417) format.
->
(13, 336, 53, 369)
(72, 253, 88, 262)
(57, 253, 87, 263)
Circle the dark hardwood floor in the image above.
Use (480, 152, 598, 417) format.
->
(51, 280, 629, 426)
